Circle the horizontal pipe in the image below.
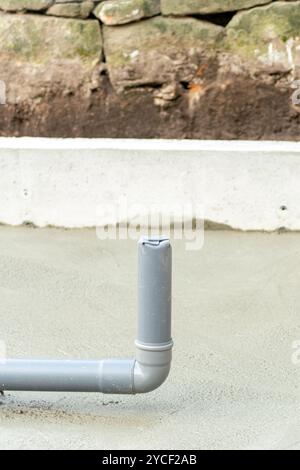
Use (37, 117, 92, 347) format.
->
(0, 360, 102, 392)
(0, 237, 173, 395)
(0, 359, 135, 393)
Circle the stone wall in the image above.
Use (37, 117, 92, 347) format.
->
(1, 0, 300, 139)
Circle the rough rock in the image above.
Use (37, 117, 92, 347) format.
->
(0, 12, 101, 64)
(103, 16, 224, 92)
(94, 0, 160, 25)
(0, 0, 53, 10)
(161, 0, 272, 16)
(47, 1, 94, 18)
(56, 0, 95, 2)
(0, 13, 102, 103)
(226, 1, 300, 74)
(0, 1, 299, 141)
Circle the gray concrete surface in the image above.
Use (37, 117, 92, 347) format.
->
(0, 226, 300, 449)
(1, 138, 300, 231)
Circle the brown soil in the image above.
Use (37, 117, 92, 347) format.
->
(1, 75, 300, 140)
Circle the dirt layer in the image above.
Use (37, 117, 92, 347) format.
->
(1, 76, 300, 140)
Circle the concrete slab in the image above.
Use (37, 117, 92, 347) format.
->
(0, 226, 299, 449)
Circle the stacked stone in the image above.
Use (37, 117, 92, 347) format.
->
(0, 1, 99, 18)
(94, 0, 272, 25)
(0, 1, 283, 23)
(0, 1, 300, 94)
(0, 1, 293, 24)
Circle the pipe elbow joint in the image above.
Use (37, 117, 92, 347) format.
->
(133, 362, 171, 394)
(133, 341, 173, 394)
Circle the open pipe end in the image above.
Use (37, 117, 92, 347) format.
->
(139, 236, 170, 247)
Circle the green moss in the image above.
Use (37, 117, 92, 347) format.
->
(161, 0, 271, 15)
(143, 0, 158, 17)
(69, 20, 101, 59)
(3, 18, 44, 62)
(0, 14, 102, 66)
(104, 16, 223, 70)
(152, 17, 168, 33)
(226, 2, 300, 59)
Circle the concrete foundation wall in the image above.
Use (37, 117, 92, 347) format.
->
(0, 138, 299, 231)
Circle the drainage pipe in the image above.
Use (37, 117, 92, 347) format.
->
(0, 237, 173, 394)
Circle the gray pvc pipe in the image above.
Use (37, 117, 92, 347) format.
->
(0, 237, 173, 394)
(0, 359, 135, 393)
(137, 237, 172, 346)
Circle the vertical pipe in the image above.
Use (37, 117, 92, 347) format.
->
(137, 237, 172, 347)
(133, 236, 173, 393)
